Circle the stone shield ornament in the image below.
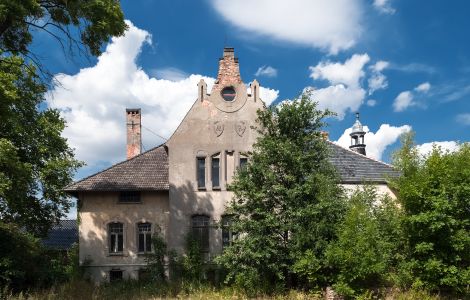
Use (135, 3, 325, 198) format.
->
(235, 121, 247, 137)
(214, 121, 224, 137)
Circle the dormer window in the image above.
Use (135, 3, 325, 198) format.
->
(221, 86, 236, 101)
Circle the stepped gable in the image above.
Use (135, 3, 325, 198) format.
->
(327, 141, 400, 183)
(64, 145, 169, 192)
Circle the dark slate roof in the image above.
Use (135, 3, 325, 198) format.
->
(42, 220, 78, 250)
(65, 142, 398, 193)
(327, 141, 400, 183)
(64, 146, 169, 192)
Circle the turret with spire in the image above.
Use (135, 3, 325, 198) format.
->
(349, 112, 366, 155)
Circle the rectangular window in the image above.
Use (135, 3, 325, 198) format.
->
(119, 191, 141, 203)
(211, 157, 220, 188)
(197, 157, 206, 189)
(109, 269, 123, 282)
(137, 223, 152, 253)
(222, 216, 235, 248)
(109, 223, 123, 254)
(239, 157, 248, 169)
(192, 215, 210, 252)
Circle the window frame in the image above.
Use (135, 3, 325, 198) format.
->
(196, 157, 206, 190)
(118, 191, 141, 203)
(108, 222, 124, 255)
(109, 269, 123, 282)
(137, 222, 152, 254)
(191, 215, 210, 252)
(211, 154, 221, 189)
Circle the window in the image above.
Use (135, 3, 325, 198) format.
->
(109, 269, 123, 282)
(221, 86, 236, 101)
(197, 157, 206, 189)
(119, 191, 141, 203)
(191, 215, 210, 252)
(211, 156, 220, 188)
(239, 157, 248, 169)
(222, 216, 235, 248)
(109, 222, 123, 254)
(137, 223, 152, 253)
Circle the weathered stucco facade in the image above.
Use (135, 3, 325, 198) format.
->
(65, 48, 399, 283)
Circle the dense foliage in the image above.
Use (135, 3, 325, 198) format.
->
(217, 96, 347, 292)
(391, 132, 470, 293)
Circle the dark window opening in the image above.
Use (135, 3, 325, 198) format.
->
(191, 215, 210, 252)
(119, 191, 141, 203)
(109, 222, 123, 254)
(137, 223, 152, 253)
(109, 269, 123, 282)
(239, 157, 248, 169)
(197, 157, 206, 189)
(212, 157, 220, 188)
(221, 86, 236, 101)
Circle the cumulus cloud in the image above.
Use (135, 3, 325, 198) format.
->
(373, 0, 395, 14)
(307, 54, 370, 119)
(150, 67, 189, 81)
(336, 124, 411, 161)
(47, 21, 278, 166)
(210, 0, 363, 54)
(416, 141, 459, 157)
(255, 65, 278, 78)
(366, 99, 377, 107)
(368, 61, 389, 95)
(456, 113, 470, 125)
(393, 82, 431, 112)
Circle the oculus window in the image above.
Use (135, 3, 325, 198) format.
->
(221, 86, 236, 101)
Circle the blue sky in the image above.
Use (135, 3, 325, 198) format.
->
(33, 0, 470, 209)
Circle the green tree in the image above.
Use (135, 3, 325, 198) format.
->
(0, 0, 127, 61)
(217, 95, 346, 292)
(0, 55, 81, 236)
(325, 186, 403, 297)
(392, 132, 470, 293)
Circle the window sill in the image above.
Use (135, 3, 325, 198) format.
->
(108, 253, 124, 256)
(197, 187, 206, 191)
(212, 186, 221, 191)
(117, 202, 142, 204)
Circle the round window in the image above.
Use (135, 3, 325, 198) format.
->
(221, 86, 236, 101)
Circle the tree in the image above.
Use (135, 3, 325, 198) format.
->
(325, 186, 403, 297)
(0, 54, 81, 236)
(391, 132, 470, 293)
(217, 95, 346, 292)
(0, 0, 127, 74)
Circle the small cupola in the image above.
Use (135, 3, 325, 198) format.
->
(349, 112, 366, 155)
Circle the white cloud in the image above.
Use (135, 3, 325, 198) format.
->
(389, 63, 436, 74)
(210, 0, 363, 54)
(416, 141, 459, 157)
(415, 82, 431, 93)
(150, 67, 189, 81)
(456, 113, 470, 125)
(366, 99, 377, 107)
(308, 54, 370, 119)
(393, 82, 431, 112)
(255, 65, 278, 78)
(393, 91, 413, 112)
(368, 60, 389, 95)
(47, 21, 278, 166)
(336, 124, 411, 161)
(373, 0, 395, 14)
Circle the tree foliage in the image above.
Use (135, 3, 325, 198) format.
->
(0, 0, 127, 63)
(0, 54, 81, 236)
(217, 95, 346, 292)
(391, 132, 470, 293)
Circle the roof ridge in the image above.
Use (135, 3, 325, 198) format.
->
(327, 140, 396, 169)
(65, 144, 166, 190)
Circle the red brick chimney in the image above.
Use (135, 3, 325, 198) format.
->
(126, 108, 141, 159)
(211, 47, 242, 94)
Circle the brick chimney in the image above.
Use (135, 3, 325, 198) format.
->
(126, 108, 141, 159)
(211, 47, 242, 94)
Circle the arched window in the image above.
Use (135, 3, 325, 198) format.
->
(108, 222, 123, 254)
(137, 222, 152, 253)
(191, 215, 210, 252)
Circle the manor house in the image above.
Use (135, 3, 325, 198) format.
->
(65, 48, 398, 283)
